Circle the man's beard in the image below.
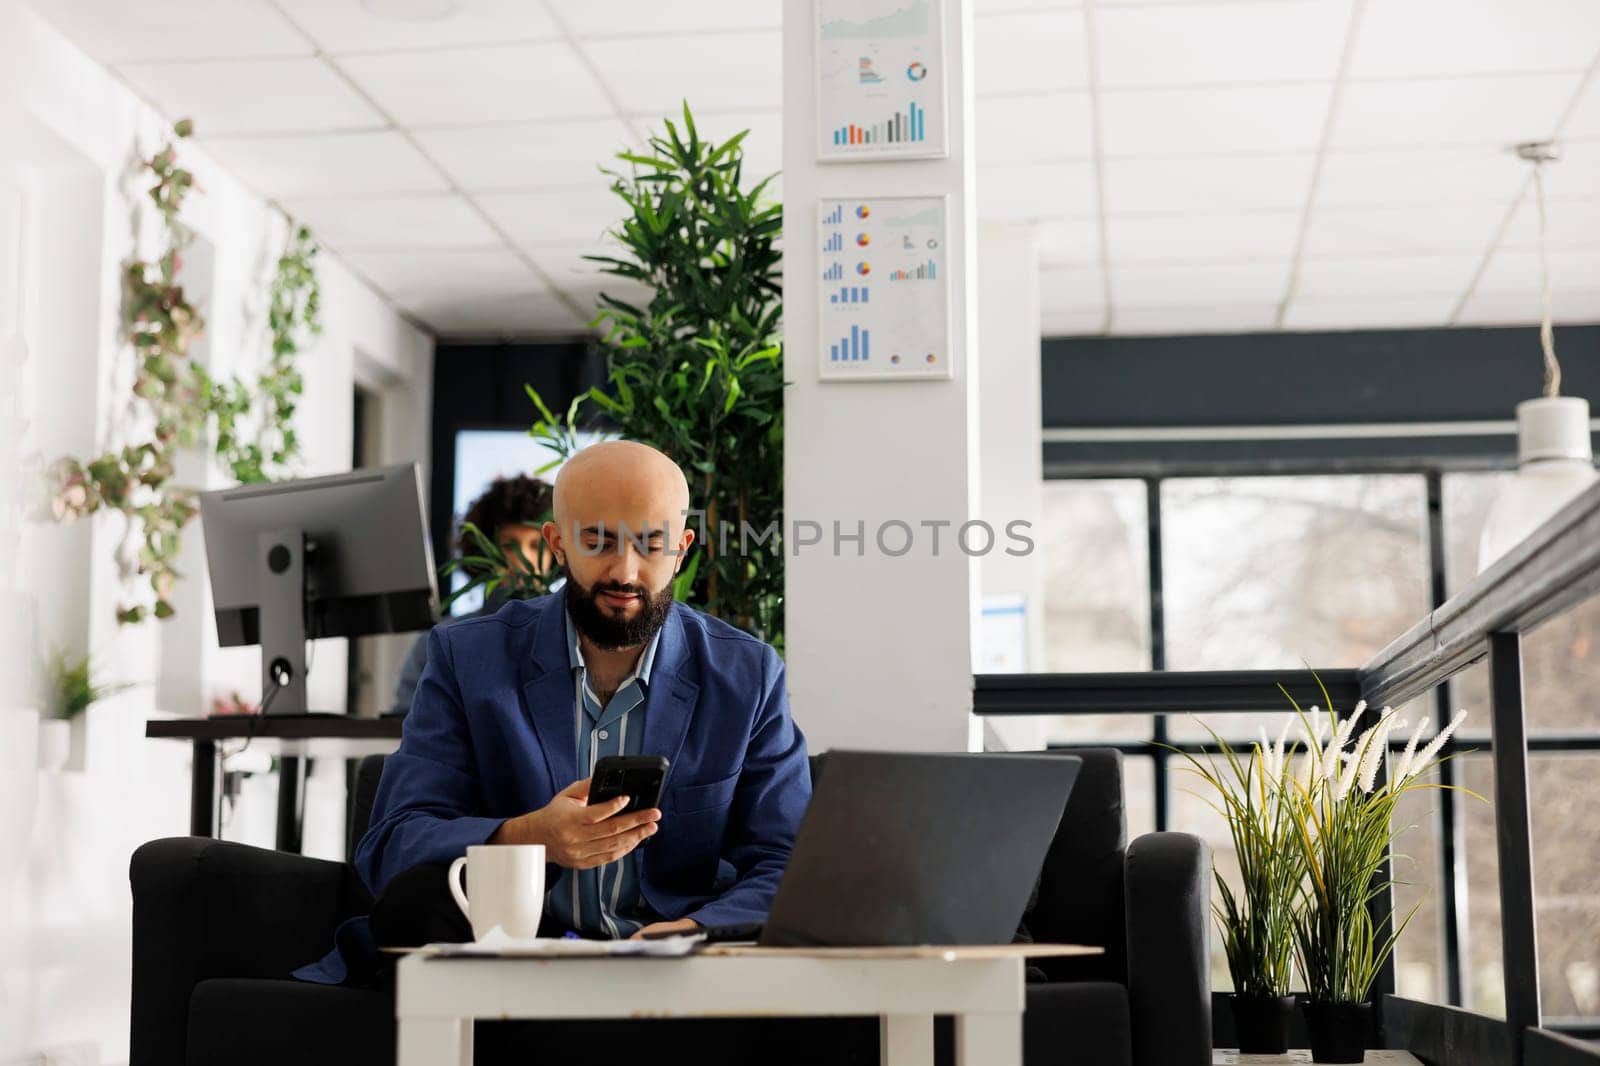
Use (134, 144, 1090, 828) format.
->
(562, 562, 674, 650)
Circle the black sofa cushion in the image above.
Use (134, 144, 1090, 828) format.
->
(187, 979, 393, 1066)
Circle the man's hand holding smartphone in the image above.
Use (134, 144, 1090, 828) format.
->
(489, 777, 660, 869)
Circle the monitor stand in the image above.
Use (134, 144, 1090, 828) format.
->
(257, 528, 309, 716)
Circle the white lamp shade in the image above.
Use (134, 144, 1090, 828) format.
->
(1477, 397, 1598, 573)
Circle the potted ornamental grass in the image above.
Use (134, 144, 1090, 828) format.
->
(1282, 685, 1470, 1063)
(1175, 721, 1305, 1053)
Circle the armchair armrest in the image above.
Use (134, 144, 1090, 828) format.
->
(129, 837, 371, 1066)
(1125, 831, 1212, 1066)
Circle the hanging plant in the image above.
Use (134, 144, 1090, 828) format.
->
(43, 118, 321, 624)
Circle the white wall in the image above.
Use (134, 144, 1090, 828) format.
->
(1, 9, 433, 1063)
(781, 0, 983, 754)
(976, 221, 1046, 751)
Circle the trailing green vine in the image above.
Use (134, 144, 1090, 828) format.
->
(45, 118, 321, 624)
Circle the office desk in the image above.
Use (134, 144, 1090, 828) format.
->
(395, 943, 1101, 1066)
(146, 715, 402, 852)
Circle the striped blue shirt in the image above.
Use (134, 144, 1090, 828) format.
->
(546, 609, 663, 938)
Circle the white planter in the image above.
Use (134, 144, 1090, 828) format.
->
(37, 718, 71, 771)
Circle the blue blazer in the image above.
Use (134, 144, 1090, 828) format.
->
(354, 591, 811, 929)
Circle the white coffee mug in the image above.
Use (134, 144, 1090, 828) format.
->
(447, 844, 546, 941)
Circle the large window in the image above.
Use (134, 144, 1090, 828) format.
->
(1039, 469, 1600, 1019)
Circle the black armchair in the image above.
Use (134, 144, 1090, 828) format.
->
(130, 749, 1209, 1066)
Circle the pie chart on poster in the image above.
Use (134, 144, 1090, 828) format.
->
(907, 62, 927, 81)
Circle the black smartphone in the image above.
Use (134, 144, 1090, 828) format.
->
(587, 755, 669, 817)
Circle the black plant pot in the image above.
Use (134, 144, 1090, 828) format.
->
(1304, 1000, 1372, 1063)
(1230, 993, 1297, 1054)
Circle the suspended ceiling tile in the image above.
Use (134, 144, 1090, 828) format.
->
(403, 290, 588, 337)
(549, 0, 781, 38)
(285, 193, 501, 250)
(1302, 203, 1504, 257)
(117, 57, 385, 135)
(1037, 218, 1101, 266)
(1096, 0, 1351, 89)
(1454, 286, 1600, 326)
(583, 32, 782, 115)
(1315, 146, 1527, 206)
(976, 93, 1093, 165)
(36, 0, 311, 62)
(1500, 194, 1600, 251)
(477, 187, 624, 248)
(1111, 260, 1292, 305)
(1473, 248, 1600, 293)
(1348, 0, 1600, 80)
(978, 162, 1097, 219)
(276, 0, 559, 53)
(414, 118, 637, 191)
(1111, 304, 1280, 335)
(1294, 255, 1481, 299)
(1101, 154, 1316, 214)
(340, 42, 612, 126)
(1038, 263, 1106, 312)
(1099, 83, 1333, 156)
(1040, 308, 1108, 337)
(204, 130, 448, 198)
(1332, 74, 1581, 150)
(340, 248, 546, 296)
(974, 10, 1088, 96)
(1106, 211, 1301, 262)
(1281, 293, 1456, 331)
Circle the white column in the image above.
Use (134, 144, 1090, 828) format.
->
(976, 222, 1045, 752)
(781, 0, 982, 753)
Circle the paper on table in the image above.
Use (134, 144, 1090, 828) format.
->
(429, 925, 704, 958)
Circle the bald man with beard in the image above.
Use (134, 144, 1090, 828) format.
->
(354, 440, 812, 944)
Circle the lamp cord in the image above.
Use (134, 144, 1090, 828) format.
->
(1532, 160, 1560, 398)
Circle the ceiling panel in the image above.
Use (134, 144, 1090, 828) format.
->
(477, 187, 623, 247)
(1038, 264, 1106, 312)
(556, 0, 779, 37)
(1096, 0, 1350, 88)
(1037, 218, 1100, 266)
(1500, 194, 1600, 251)
(1106, 212, 1301, 262)
(340, 248, 546, 296)
(403, 290, 588, 336)
(1101, 155, 1315, 214)
(36, 0, 310, 62)
(1532, 139, 1600, 200)
(1294, 255, 1480, 298)
(1281, 293, 1456, 331)
(1332, 74, 1580, 150)
(1112, 304, 1280, 335)
(522, 241, 629, 284)
(1349, 0, 1600, 81)
(1474, 249, 1600, 293)
(1040, 308, 1106, 336)
(583, 32, 782, 115)
(414, 118, 637, 191)
(1455, 286, 1600, 326)
(1111, 260, 1291, 305)
(204, 131, 448, 198)
(1301, 204, 1503, 257)
(285, 194, 502, 250)
(977, 163, 1096, 219)
(276, 0, 559, 54)
(975, 93, 1092, 165)
(1099, 84, 1333, 155)
(339, 43, 612, 127)
(1316, 146, 1527, 206)
(1567, 76, 1600, 138)
(974, 10, 1089, 96)
(117, 57, 385, 135)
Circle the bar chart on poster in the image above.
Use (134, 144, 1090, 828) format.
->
(817, 196, 951, 381)
(815, 0, 947, 161)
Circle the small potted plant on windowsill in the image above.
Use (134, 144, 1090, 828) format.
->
(1284, 688, 1470, 1063)
(39, 646, 135, 771)
(1175, 721, 1304, 1053)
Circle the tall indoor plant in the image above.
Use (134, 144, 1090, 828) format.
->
(1283, 685, 1470, 1063)
(1176, 722, 1305, 1052)
(527, 102, 785, 647)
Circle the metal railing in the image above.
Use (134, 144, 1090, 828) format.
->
(973, 479, 1600, 1066)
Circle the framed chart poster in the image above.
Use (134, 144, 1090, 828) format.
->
(817, 195, 952, 382)
(815, 0, 948, 162)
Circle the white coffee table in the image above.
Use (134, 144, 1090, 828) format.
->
(395, 943, 1099, 1066)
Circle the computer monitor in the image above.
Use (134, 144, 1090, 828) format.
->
(199, 463, 438, 716)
